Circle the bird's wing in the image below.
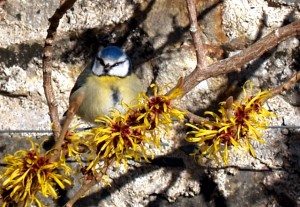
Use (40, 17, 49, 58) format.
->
(70, 62, 93, 95)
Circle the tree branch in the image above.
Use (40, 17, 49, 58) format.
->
(181, 20, 300, 94)
(42, 0, 77, 139)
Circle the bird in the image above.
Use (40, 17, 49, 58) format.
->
(68, 46, 142, 123)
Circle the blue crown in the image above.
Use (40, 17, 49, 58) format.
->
(100, 46, 126, 60)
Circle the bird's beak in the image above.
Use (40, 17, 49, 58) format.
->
(103, 65, 110, 74)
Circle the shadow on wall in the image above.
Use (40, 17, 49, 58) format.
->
(0, 43, 43, 68)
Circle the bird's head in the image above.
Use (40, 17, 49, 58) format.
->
(92, 46, 131, 77)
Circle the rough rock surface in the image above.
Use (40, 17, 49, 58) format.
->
(0, 0, 299, 206)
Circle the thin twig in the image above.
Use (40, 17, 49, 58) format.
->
(182, 0, 207, 95)
(50, 95, 84, 162)
(42, 0, 77, 139)
(65, 158, 115, 207)
(181, 20, 300, 94)
(182, 110, 208, 124)
(185, 0, 207, 70)
(65, 178, 97, 207)
(270, 71, 300, 97)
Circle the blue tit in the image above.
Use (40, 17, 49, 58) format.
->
(69, 46, 142, 123)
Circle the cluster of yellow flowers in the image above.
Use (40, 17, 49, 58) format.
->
(0, 84, 185, 206)
(0, 140, 71, 207)
(69, 84, 185, 177)
(186, 82, 275, 165)
(0, 82, 275, 206)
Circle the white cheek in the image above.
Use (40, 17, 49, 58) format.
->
(92, 61, 104, 76)
(109, 61, 129, 77)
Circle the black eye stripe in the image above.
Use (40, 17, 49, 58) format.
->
(97, 57, 105, 66)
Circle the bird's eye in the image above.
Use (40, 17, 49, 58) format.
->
(112, 60, 126, 68)
(97, 57, 105, 66)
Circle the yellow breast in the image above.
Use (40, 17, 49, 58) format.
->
(75, 74, 142, 122)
